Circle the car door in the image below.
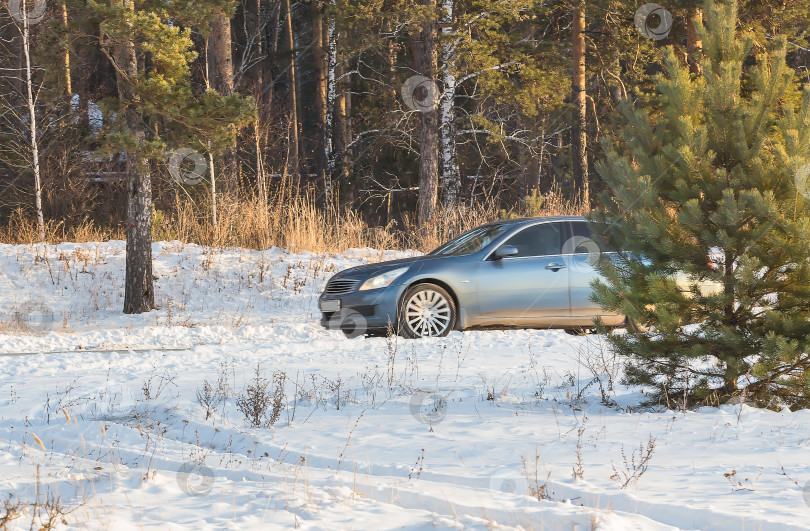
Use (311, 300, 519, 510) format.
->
(476, 221, 569, 325)
(563, 220, 621, 322)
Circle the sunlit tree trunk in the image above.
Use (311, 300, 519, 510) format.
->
(571, 0, 588, 206)
(61, 1, 71, 95)
(686, 7, 703, 75)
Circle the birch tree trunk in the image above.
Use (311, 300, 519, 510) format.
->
(204, 42, 218, 227)
(412, 0, 439, 228)
(571, 0, 588, 206)
(113, 0, 155, 314)
(208, 148, 217, 228)
(439, 0, 459, 210)
(21, 0, 45, 242)
(312, 0, 327, 185)
(322, 0, 337, 215)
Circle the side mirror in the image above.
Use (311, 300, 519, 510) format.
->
(493, 245, 518, 259)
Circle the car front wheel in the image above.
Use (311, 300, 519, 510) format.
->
(398, 283, 457, 338)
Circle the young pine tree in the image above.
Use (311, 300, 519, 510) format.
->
(92, 0, 254, 313)
(591, 0, 810, 408)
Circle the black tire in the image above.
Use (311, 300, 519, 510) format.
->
(398, 283, 457, 339)
(564, 327, 589, 336)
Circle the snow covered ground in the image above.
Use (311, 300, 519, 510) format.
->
(0, 241, 809, 530)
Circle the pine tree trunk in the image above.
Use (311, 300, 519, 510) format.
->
(21, 4, 45, 243)
(686, 8, 703, 75)
(335, 59, 351, 187)
(113, 0, 154, 314)
(210, 8, 237, 192)
(412, 0, 439, 228)
(283, 0, 300, 181)
(571, 0, 588, 206)
(439, 0, 459, 210)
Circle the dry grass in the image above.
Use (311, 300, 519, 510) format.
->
(1, 185, 584, 253)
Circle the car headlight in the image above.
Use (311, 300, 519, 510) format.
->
(359, 267, 409, 291)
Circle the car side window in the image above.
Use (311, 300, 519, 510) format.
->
(501, 222, 563, 258)
(569, 222, 592, 254)
(567, 221, 615, 253)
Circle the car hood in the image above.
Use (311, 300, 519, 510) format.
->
(332, 254, 439, 279)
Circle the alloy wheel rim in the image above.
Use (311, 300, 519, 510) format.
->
(405, 289, 451, 337)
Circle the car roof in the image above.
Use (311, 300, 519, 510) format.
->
(482, 215, 587, 228)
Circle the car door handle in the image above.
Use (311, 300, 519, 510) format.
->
(545, 263, 566, 271)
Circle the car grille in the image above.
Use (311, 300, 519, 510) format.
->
(324, 278, 359, 295)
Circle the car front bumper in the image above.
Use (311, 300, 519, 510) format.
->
(319, 284, 403, 332)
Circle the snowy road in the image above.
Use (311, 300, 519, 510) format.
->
(1, 242, 808, 530)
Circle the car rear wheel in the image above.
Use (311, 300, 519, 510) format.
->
(564, 327, 593, 336)
(398, 284, 456, 338)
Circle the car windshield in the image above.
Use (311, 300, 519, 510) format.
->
(429, 223, 513, 256)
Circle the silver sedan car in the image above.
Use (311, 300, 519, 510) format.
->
(319, 215, 626, 338)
